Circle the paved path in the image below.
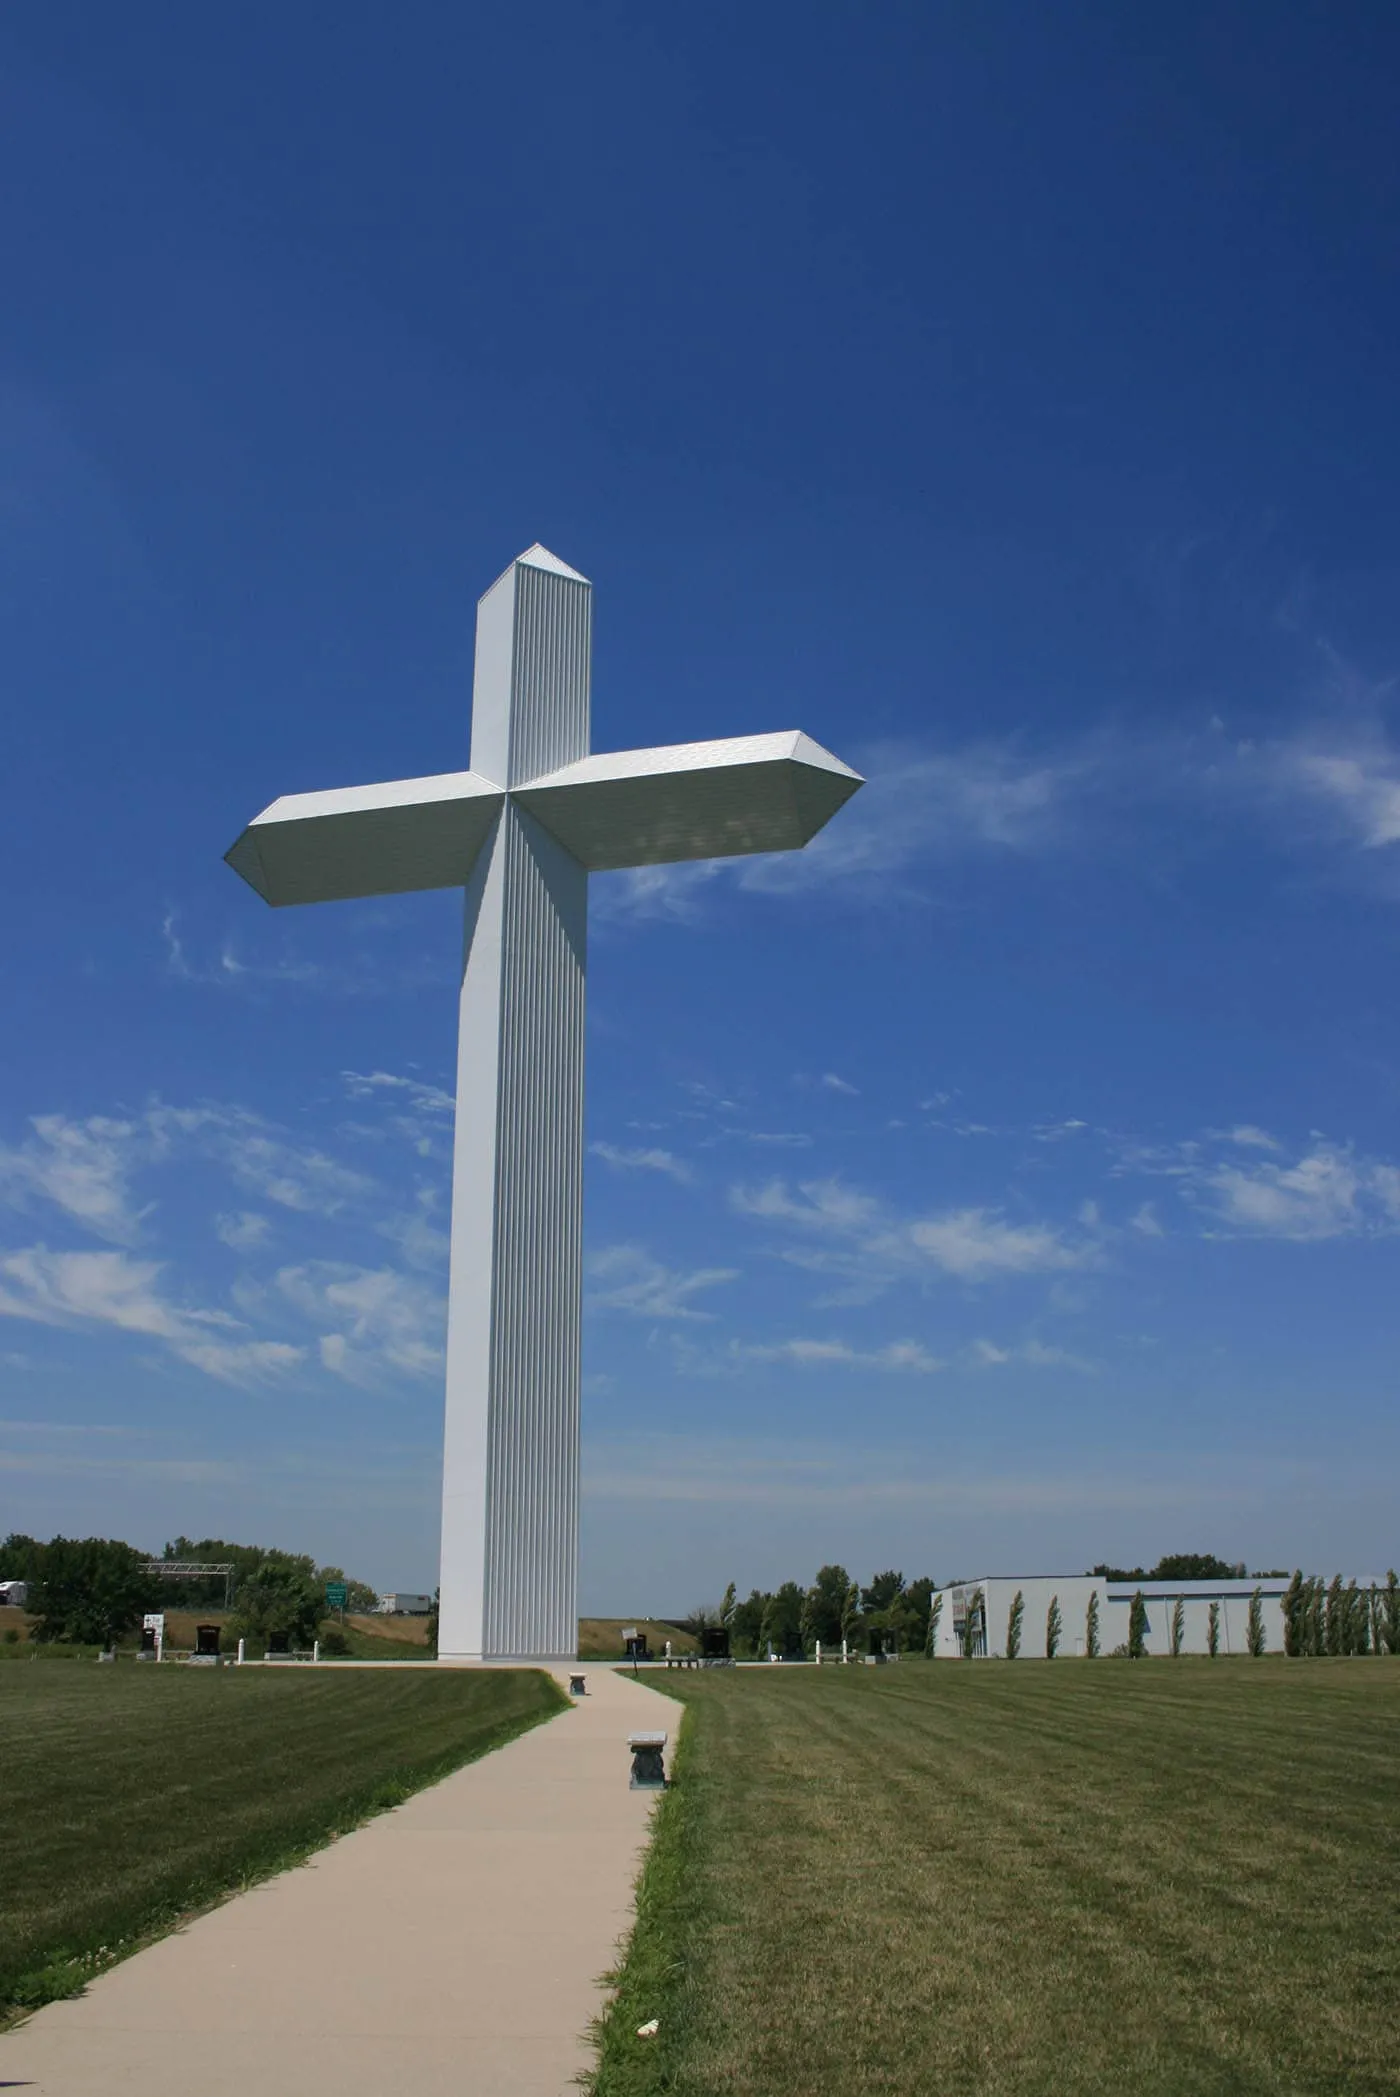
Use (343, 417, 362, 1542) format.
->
(0, 1666, 674, 2096)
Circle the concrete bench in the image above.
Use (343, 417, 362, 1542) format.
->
(628, 1731, 668, 1789)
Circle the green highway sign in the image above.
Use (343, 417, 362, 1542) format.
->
(325, 1582, 348, 1609)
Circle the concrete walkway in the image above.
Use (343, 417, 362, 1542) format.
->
(0, 1666, 675, 2096)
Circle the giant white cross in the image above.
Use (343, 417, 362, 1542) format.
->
(226, 546, 862, 1661)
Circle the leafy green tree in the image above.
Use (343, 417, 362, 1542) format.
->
(902, 1576, 935, 1655)
(1005, 1590, 1024, 1660)
(1085, 1590, 1100, 1659)
(807, 1565, 852, 1645)
(1045, 1595, 1062, 1659)
(1383, 1571, 1400, 1657)
(1325, 1574, 1345, 1656)
(861, 1568, 906, 1612)
(926, 1592, 943, 1657)
(1368, 1584, 1383, 1657)
(771, 1581, 805, 1653)
(730, 1589, 769, 1656)
(1169, 1596, 1185, 1658)
(1246, 1586, 1266, 1658)
(840, 1580, 862, 1650)
(1127, 1590, 1148, 1659)
(719, 1581, 737, 1631)
(161, 1538, 320, 1612)
(0, 1533, 44, 1582)
(27, 1537, 158, 1646)
(230, 1558, 324, 1654)
(425, 1587, 439, 1657)
(1151, 1553, 1239, 1582)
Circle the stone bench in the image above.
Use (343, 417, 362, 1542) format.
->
(628, 1731, 668, 1789)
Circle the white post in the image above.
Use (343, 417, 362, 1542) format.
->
(236, 1638, 245, 1665)
(842, 1638, 848, 1664)
(815, 1640, 822, 1665)
(313, 1640, 320, 1664)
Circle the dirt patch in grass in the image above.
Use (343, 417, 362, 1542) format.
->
(590, 1659, 1400, 2097)
(0, 1663, 564, 2018)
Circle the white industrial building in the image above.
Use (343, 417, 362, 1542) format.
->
(932, 1575, 1301, 1658)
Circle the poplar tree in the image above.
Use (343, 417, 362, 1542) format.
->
(1383, 1570, 1400, 1656)
(1005, 1590, 1024, 1659)
(1085, 1589, 1100, 1659)
(1247, 1585, 1266, 1657)
(1282, 1571, 1303, 1657)
(1128, 1590, 1148, 1659)
(799, 1585, 818, 1656)
(840, 1581, 861, 1651)
(1045, 1594, 1062, 1660)
(1369, 1584, 1383, 1657)
(1207, 1600, 1220, 1658)
(1306, 1575, 1325, 1656)
(1169, 1596, 1185, 1657)
(925, 1591, 943, 1658)
(719, 1581, 736, 1631)
(1325, 1574, 1345, 1655)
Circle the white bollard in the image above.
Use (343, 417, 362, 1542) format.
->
(313, 1640, 320, 1663)
(236, 1638, 245, 1665)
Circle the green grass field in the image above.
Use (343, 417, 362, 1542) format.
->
(0, 1664, 563, 2017)
(592, 1659, 1400, 2097)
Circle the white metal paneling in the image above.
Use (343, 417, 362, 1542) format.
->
(224, 771, 503, 906)
(469, 546, 591, 791)
(480, 807, 586, 1656)
(514, 731, 862, 870)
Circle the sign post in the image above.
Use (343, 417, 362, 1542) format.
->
(325, 1581, 348, 1624)
(142, 1612, 165, 1662)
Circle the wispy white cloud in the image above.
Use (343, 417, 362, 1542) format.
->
(342, 1070, 454, 1115)
(731, 1174, 1100, 1299)
(742, 1335, 942, 1373)
(275, 1262, 445, 1381)
(1203, 1144, 1370, 1241)
(226, 1131, 372, 1216)
(821, 1072, 859, 1096)
(969, 1337, 1095, 1372)
(590, 1141, 692, 1184)
(1217, 1125, 1282, 1153)
(215, 1210, 271, 1251)
(1115, 1125, 1400, 1242)
(0, 1114, 148, 1244)
(0, 1246, 304, 1384)
(587, 1244, 738, 1321)
(593, 735, 1101, 920)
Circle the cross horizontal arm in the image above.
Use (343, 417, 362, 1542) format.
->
(512, 731, 862, 872)
(225, 771, 504, 907)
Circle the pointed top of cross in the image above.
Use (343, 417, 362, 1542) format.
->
(514, 543, 589, 584)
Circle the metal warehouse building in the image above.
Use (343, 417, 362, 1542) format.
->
(931, 1575, 1306, 1659)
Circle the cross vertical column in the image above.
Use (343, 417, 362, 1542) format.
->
(437, 549, 591, 1661)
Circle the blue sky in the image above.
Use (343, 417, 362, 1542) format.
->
(3, 6, 1399, 1608)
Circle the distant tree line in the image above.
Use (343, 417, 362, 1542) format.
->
(696, 1566, 938, 1658)
(0, 1532, 379, 1651)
